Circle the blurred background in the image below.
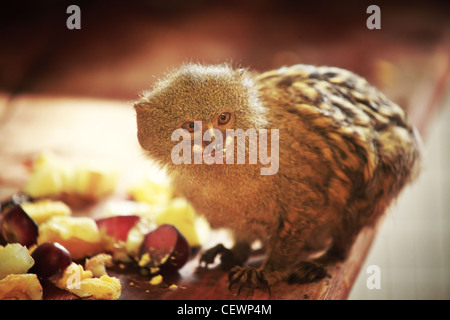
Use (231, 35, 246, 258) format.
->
(0, 0, 449, 299)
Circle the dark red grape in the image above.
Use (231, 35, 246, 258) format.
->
(0, 205, 38, 247)
(29, 242, 72, 278)
(96, 215, 140, 242)
(0, 193, 33, 214)
(138, 224, 189, 271)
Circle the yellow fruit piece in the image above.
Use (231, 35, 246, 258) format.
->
(128, 180, 173, 206)
(73, 275, 121, 300)
(125, 217, 157, 259)
(85, 253, 113, 278)
(73, 165, 117, 200)
(24, 153, 65, 198)
(56, 262, 121, 300)
(0, 244, 35, 280)
(38, 216, 103, 259)
(0, 274, 43, 300)
(149, 274, 163, 285)
(128, 178, 211, 247)
(56, 262, 93, 288)
(155, 198, 210, 247)
(21, 199, 71, 225)
(24, 152, 117, 200)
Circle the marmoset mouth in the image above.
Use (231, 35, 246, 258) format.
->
(193, 144, 227, 161)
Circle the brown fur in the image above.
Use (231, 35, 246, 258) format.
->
(134, 63, 421, 289)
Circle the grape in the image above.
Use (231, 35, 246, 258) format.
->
(29, 242, 72, 279)
(96, 215, 140, 242)
(0, 193, 33, 214)
(0, 205, 38, 247)
(138, 224, 189, 271)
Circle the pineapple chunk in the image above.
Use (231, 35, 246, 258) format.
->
(128, 180, 173, 207)
(56, 262, 93, 287)
(128, 179, 210, 247)
(149, 274, 163, 285)
(0, 243, 35, 280)
(71, 275, 121, 300)
(56, 262, 121, 300)
(23, 152, 71, 198)
(0, 274, 43, 300)
(24, 152, 117, 201)
(73, 165, 117, 200)
(38, 216, 103, 259)
(21, 199, 71, 225)
(125, 217, 157, 259)
(85, 253, 113, 277)
(155, 198, 210, 247)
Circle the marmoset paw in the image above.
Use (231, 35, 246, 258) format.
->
(287, 261, 328, 284)
(200, 243, 246, 270)
(228, 266, 276, 295)
(200, 244, 228, 267)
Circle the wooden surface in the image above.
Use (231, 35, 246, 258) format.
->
(0, 1, 449, 300)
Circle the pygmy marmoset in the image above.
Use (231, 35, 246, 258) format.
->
(134, 63, 421, 291)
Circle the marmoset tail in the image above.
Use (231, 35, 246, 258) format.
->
(134, 63, 421, 291)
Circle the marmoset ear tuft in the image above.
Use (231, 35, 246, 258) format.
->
(134, 101, 155, 113)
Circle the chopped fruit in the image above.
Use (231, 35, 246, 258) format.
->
(125, 217, 157, 260)
(138, 224, 189, 271)
(0, 274, 43, 300)
(21, 200, 71, 225)
(155, 198, 210, 247)
(23, 152, 65, 198)
(69, 275, 121, 300)
(23, 152, 117, 202)
(128, 180, 173, 206)
(0, 243, 35, 280)
(0, 205, 38, 247)
(38, 216, 103, 260)
(56, 262, 121, 300)
(149, 274, 163, 285)
(73, 165, 117, 201)
(85, 253, 113, 277)
(128, 179, 211, 247)
(56, 262, 93, 287)
(96, 215, 140, 242)
(29, 242, 72, 279)
(0, 193, 33, 214)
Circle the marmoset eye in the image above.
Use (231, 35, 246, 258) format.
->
(218, 112, 231, 125)
(182, 121, 197, 133)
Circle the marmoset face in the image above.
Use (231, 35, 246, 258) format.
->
(134, 64, 268, 167)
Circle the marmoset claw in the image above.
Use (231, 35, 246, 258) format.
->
(287, 261, 328, 284)
(228, 266, 271, 295)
